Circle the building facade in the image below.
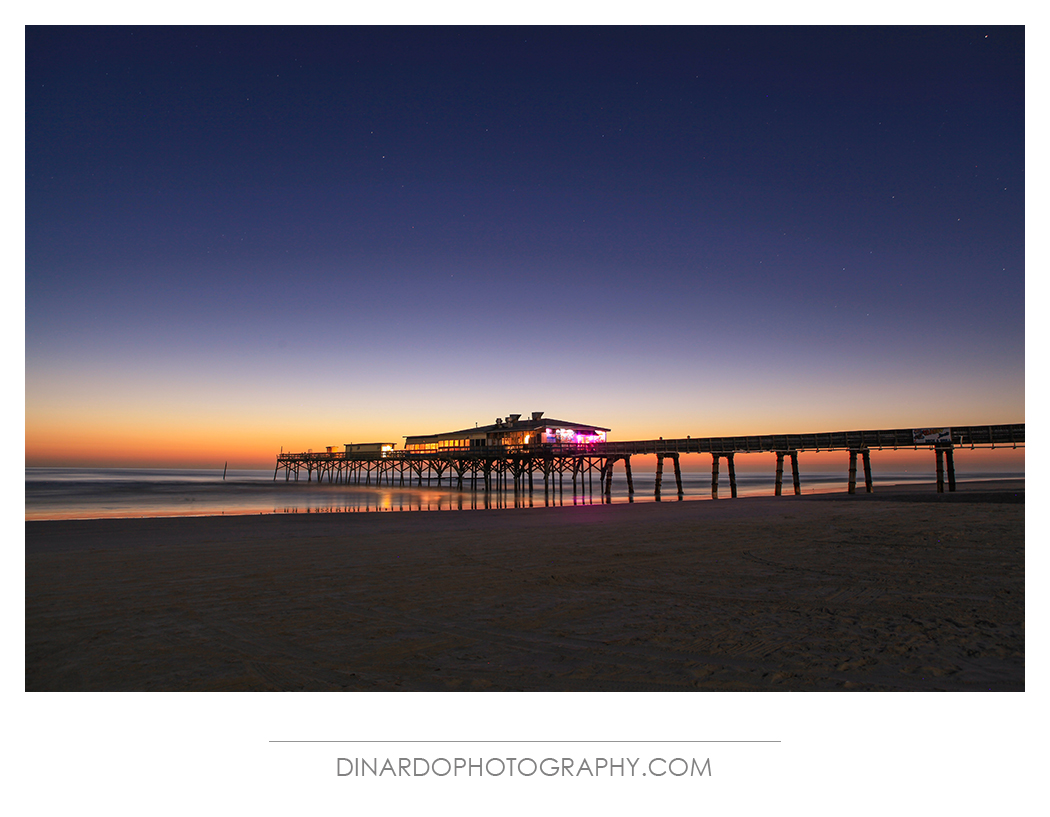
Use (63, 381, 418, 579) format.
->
(344, 442, 396, 456)
(404, 412, 609, 452)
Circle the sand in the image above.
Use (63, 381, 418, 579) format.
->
(25, 481, 1024, 691)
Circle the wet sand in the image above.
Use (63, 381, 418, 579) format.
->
(25, 480, 1024, 691)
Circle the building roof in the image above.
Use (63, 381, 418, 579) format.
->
(404, 414, 610, 442)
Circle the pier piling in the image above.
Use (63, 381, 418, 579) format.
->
(710, 453, 736, 498)
(775, 451, 801, 496)
(935, 446, 956, 493)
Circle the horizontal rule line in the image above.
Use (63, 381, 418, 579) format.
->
(269, 740, 781, 744)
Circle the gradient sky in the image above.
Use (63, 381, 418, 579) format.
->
(25, 26, 1025, 468)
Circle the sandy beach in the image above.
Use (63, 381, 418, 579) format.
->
(25, 480, 1024, 691)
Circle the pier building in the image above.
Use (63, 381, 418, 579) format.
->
(345, 443, 396, 455)
(404, 412, 609, 451)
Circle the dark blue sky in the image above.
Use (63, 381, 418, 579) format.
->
(25, 26, 1025, 464)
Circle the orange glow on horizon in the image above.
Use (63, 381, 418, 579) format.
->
(26, 413, 1025, 477)
(24, 396, 1025, 471)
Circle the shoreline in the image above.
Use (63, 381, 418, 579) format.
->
(24, 476, 1024, 524)
(26, 480, 1024, 691)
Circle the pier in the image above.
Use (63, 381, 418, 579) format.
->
(275, 423, 1024, 499)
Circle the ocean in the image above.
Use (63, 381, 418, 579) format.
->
(24, 467, 1025, 521)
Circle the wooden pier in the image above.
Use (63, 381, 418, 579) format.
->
(275, 423, 1023, 498)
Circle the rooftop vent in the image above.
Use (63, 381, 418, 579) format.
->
(508, 414, 522, 424)
(532, 411, 544, 421)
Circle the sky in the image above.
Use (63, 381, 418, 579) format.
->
(25, 26, 1025, 468)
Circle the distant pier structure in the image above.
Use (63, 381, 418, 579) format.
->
(274, 413, 1024, 499)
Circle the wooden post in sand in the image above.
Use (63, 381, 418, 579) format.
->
(711, 454, 720, 499)
(935, 447, 945, 492)
(775, 452, 785, 496)
(862, 449, 873, 493)
(726, 453, 737, 498)
(791, 451, 801, 495)
(624, 455, 634, 494)
(672, 454, 683, 496)
(945, 446, 956, 492)
(655, 455, 664, 499)
(848, 450, 858, 494)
